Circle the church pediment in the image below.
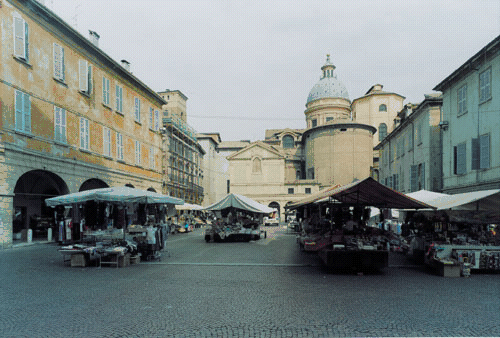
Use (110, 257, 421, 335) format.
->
(227, 141, 284, 160)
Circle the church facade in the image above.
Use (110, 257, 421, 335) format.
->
(227, 56, 405, 219)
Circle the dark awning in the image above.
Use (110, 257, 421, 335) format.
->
(286, 177, 434, 210)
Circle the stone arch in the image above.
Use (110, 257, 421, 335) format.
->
(268, 201, 281, 221)
(13, 170, 69, 240)
(125, 183, 135, 188)
(79, 178, 109, 192)
(147, 187, 156, 192)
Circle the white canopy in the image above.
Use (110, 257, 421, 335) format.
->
(406, 190, 449, 203)
(175, 203, 204, 211)
(45, 186, 184, 207)
(404, 189, 500, 224)
(425, 189, 500, 211)
(203, 193, 274, 214)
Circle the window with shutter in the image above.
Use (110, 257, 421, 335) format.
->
(14, 16, 29, 61)
(410, 165, 418, 192)
(102, 77, 110, 105)
(53, 43, 65, 81)
(134, 98, 141, 122)
(418, 163, 425, 190)
(54, 106, 66, 143)
(15, 90, 31, 133)
(80, 117, 89, 150)
(479, 68, 492, 103)
(150, 147, 155, 169)
(79, 60, 89, 92)
(480, 134, 490, 169)
(116, 133, 123, 160)
(103, 127, 111, 157)
(149, 107, 154, 129)
(135, 141, 141, 165)
(154, 110, 159, 131)
(457, 85, 467, 116)
(115, 85, 123, 112)
(471, 138, 479, 170)
(456, 142, 466, 175)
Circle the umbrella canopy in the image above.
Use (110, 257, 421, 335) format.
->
(45, 186, 184, 207)
(286, 177, 434, 210)
(203, 193, 274, 214)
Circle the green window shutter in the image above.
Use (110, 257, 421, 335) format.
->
(23, 94, 31, 133)
(15, 91, 23, 131)
(154, 110, 159, 130)
(61, 47, 65, 82)
(88, 65, 92, 94)
(80, 118, 85, 148)
(14, 17, 25, 59)
(420, 164, 425, 190)
(457, 143, 466, 175)
(53, 44, 63, 80)
(25, 21, 29, 62)
(480, 134, 490, 169)
(54, 107, 60, 141)
(116, 86, 120, 111)
(471, 138, 479, 170)
(79, 60, 88, 92)
(61, 109, 66, 143)
(410, 165, 418, 192)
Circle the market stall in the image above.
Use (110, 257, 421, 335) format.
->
(402, 189, 500, 277)
(173, 203, 205, 233)
(286, 177, 432, 272)
(203, 193, 273, 242)
(45, 186, 183, 267)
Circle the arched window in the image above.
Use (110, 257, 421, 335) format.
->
(252, 158, 262, 173)
(379, 123, 387, 141)
(379, 104, 387, 112)
(282, 135, 294, 149)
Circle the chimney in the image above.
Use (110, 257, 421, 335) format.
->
(121, 60, 130, 72)
(89, 30, 100, 47)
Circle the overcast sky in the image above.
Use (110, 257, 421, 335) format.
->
(47, 0, 500, 142)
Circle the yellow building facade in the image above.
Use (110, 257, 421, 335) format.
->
(0, 0, 171, 244)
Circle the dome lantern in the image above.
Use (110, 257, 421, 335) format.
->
(306, 54, 349, 104)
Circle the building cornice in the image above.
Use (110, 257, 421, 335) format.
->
(12, 0, 166, 106)
(433, 34, 500, 92)
(301, 122, 376, 144)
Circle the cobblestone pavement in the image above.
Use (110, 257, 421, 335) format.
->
(1, 225, 499, 337)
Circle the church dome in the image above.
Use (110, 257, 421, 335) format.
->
(306, 55, 349, 104)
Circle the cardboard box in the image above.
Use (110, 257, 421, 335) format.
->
(130, 255, 141, 265)
(71, 254, 86, 267)
(438, 262, 461, 277)
(118, 253, 130, 267)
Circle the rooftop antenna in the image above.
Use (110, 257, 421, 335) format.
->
(72, 2, 82, 30)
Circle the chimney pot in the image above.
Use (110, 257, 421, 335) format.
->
(89, 30, 100, 47)
(121, 59, 130, 72)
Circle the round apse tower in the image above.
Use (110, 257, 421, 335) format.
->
(303, 55, 376, 188)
